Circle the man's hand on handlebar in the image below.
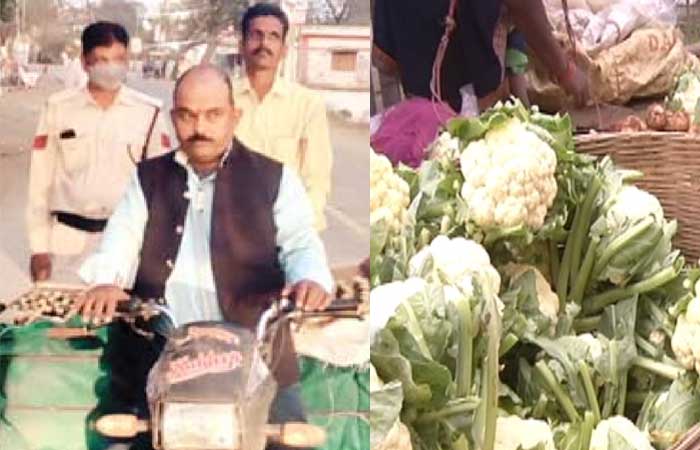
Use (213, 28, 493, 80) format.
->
(281, 280, 332, 312)
(72, 284, 130, 325)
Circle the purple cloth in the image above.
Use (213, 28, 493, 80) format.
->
(370, 98, 456, 168)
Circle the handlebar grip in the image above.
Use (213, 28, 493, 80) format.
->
(279, 298, 360, 314)
(94, 414, 149, 438)
(324, 299, 361, 314)
(265, 423, 327, 448)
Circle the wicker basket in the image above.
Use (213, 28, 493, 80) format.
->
(574, 131, 700, 262)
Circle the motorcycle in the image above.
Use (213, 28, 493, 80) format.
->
(92, 296, 363, 450)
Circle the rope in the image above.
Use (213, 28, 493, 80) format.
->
(430, 0, 459, 104)
(561, 0, 577, 58)
(561, 0, 601, 130)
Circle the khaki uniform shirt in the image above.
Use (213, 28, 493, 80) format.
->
(232, 76, 333, 230)
(27, 85, 172, 257)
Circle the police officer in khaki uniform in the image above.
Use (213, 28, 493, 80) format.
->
(27, 21, 171, 284)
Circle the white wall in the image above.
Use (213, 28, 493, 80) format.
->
(298, 26, 370, 90)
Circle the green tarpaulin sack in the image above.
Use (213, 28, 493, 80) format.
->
(0, 321, 370, 450)
(0, 321, 112, 450)
(299, 356, 370, 450)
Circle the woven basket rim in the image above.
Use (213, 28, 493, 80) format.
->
(574, 130, 700, 142)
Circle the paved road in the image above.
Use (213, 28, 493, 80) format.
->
(0, 72, 368, 299)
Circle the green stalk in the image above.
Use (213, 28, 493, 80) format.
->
(402, 407, 418, 424)
(585, 264, 681, 314)
(499, 333, 519, 357)
(635, 335, 662, 359)
(601, 384, 615, 419)
(549, 239, 561, 287)
(571, 237, 600, 304)
(454, 297, 474, 398)
(663, 355, 680, 367)
(402, 299, 433, 357)
(482, 312, 499, 450)
(632, 355, 682, 380)
(599, 341, 620, 420)
(627, 391, 652, 405)
(532, 394, 549, 419)
(590, 216, 655, 284)
(574, 315, 602, 333)
(415, 397, 481, 425)
(579, 411, 595, 450)
(482, 224, 527, 246)
(578, 361, 601, 424)
(557, 230, 575, 305)
(616, 373, 628, 416)
(569, 176, 602, 289)
(645, 300, 675, 336)
(535, 360, 581, 423)
(420, 199, 453, 220)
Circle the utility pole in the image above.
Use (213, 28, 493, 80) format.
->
(15, 0, 21, 36)
(162, 0, 169, 43)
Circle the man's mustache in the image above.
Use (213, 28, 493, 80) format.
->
(253, 46, 273, 56)
(186, 133, 214, 143)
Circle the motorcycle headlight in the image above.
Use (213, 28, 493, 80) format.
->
(160, 402, 242, 450)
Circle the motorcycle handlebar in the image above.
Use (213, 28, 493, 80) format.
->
(256, 297, 362, 342)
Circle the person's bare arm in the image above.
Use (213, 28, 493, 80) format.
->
(372, 45, 400, 76)
(504, 0, 589, 105)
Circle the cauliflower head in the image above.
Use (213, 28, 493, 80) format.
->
(590, 416, 654, 450)
(494, 416, 556, 450)
(369, 278, 427, 342)
(604, 185, 664, 231)
(409, 235, 501, 298)
(459, 118, 558, 230)
(371, 149, 411, 233)
(430, 131, 462, 161)
(671, 279, 700, 373)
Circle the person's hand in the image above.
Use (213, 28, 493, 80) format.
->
(281, 280, 332, 312)
(72, 284, 129, 325)
(558, 59, 590, 107)
(30, 253, 52, 282)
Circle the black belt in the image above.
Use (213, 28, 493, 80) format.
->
(53, 211, 107, 233)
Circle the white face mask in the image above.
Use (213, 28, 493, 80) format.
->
(87, 62, 127, 91)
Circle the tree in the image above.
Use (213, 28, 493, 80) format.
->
(323, 0, 349, 24)
(94, 0, 140, 36)
(307, 0, 351, 25)
(162, 0, 248, 64)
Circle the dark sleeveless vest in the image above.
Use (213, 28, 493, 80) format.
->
(132, 139, 298, 386)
